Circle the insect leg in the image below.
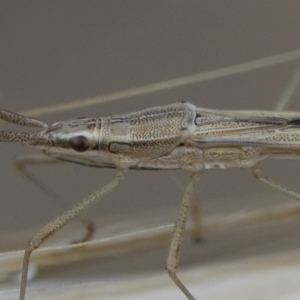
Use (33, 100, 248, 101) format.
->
(167, 171, 204, 242)
(15, 153, 95, 243)
(166, 171, 201, 300)
(19, 170, 125, 300)
(251, 163, 300, 202)
(16, 154, 64, 199)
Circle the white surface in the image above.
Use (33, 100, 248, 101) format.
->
(3, 252, 300, 300)
(2, 207, 300, 300)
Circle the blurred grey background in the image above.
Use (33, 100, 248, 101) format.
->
(2, 1, 300, 299)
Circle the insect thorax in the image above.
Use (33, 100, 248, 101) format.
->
(98, 102, 197, 168)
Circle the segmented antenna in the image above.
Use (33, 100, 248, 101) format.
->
(0, 108, 48, 128)
(0, 131, 50, 145)
(0, 108, 50, 145)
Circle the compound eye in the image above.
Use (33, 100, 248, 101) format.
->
(69, 136, 90, 152)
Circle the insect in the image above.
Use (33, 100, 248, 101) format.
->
(2, 49, 300, 300)
(2, 83, 300, 300)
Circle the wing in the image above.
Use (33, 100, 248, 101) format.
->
(191, 108, 300, 149)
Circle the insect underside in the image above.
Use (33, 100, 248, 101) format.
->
(2, 100, 300, 300)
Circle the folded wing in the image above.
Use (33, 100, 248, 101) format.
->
(191, 109, 300, 149)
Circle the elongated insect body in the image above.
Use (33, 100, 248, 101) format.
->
(2, 101, 300, 300)
(30, 101, 300, 173)
(6, 101, 300, 173)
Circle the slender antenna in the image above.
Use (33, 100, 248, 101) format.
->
(0, 108, 48, 128)
(0, 131, 50, 146)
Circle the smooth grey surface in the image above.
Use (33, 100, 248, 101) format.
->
(1, 1, 300, 299)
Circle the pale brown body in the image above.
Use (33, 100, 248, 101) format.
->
(1, 101, 300, 300)
(38, 101, 300, 172)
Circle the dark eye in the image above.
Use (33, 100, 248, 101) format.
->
(69, 136, 90, 152)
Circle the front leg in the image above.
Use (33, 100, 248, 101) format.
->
(15, 153, 95, 244)
(19, 170, 125, 300)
